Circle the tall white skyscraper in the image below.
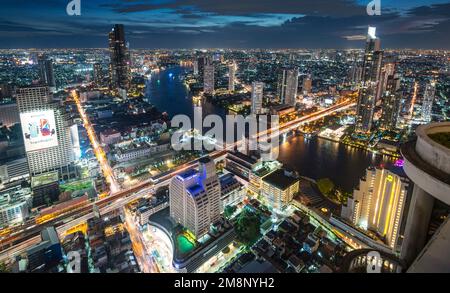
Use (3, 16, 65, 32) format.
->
(278, 67, 298, 106)
(422, 81, 435, 123)
(355, 26, 383, 133)
(169, 156, 221, 238)
(16, 86, 76, 180)
(228, 62, 236, 92)
(342, 167, 411, 252)
(203, 62, 215, 95)
(251, 82, 264, 115)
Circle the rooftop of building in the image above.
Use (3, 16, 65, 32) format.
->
(262, 169, 299, 190)
(187, 184, 205, 197)
(177, 169, 198, 180)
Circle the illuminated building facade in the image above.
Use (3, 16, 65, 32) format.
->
(37, 54, 56, 92)
(342, 167, 411, 252)
(380, 69, 402, 130)
(169, 156, 221, 238)
(422, 81, 435, 123)
(16, 86, 76, 180)
(261, 169, 299, 210)
(251, 81, 264, 115)
(228, 62, 236, 92)
(203, 61, 215, 95)
(278, 67, 299, 106)
(355, 26, 383, 133)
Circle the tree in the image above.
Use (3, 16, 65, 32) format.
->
(0, 262, 9, 273)
(235, 209, 261, 246)
(317, 178, 335, 196)
(224, 205, 237, 219)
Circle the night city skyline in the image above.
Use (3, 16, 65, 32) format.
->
(0, 0, 450, 49)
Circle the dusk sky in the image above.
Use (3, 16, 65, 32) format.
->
(0, 0, 449, 49)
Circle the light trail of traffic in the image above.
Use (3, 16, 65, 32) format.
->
(72, 90, 119, 193)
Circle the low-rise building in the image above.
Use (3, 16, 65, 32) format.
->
(261, 169, 299, 210)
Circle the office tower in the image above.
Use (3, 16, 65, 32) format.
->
(378, 61, 396, 100)
(261, 169, 299, 210)
(109, 24, 130, 92)
(302, 75, 312, 94)
(341, 166, 411, 252)
(401, 122, 450, 268)
(0, 102, 20, 127)
(193, 60, 199, 75)
(197, 56, 206, 76)
(93, 63, 103, 86)
(355, 27, 383, 133)
(348, 64, 363, 84)
(422, 81, 435, 123)
(228, 62, 236, 92)
(278, 67, 299, 106)
(251, 82, 264, 115)
(16, 86, 76, 179)
(380, 73, 402, 130)
(37, 54, 56, 92)
(169, 156, 221, 238)
(203, 61, 215, 95)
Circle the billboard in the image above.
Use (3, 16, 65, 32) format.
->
(20, 110, 58, 152)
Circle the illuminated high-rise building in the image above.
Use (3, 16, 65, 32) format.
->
(342, 166, 412, 252)
(251, 82, 264, 115)
(278, 67, 299, 106)
(15, 86, 76, 179)
(355, 26, 383, 133)
(421, 81, 435, 123)
(380, 70, 402, 131)
(203, 61, 215, 95)
(37, 54, 56, 92)
(302, 75, 312, 94)
(169, 156, 221, 238)
(228, 62, 236, 92)
(109, 24, 130, 92)
(93, 63, 103, 86)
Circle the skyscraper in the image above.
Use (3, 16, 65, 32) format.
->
(93, 63, 103, 86)
(37, 54, 56, 92)
(380, 69, 402, 131)
(251, 82, 264, 115)
(169, 156, 221, 238)
(278, 67, 299, 106)
(16, 86, 76, 179)
(203, 61, 215, 95)
(342, 166, 412, 252)
(355, 27, 383, 133)
(109, 24, 129, 92)
(422, 81, 435, 123)
(302, 75, 312, 95)
(228, 62, 236, 92)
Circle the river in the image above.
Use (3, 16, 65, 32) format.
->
(145, 66, 395, 192)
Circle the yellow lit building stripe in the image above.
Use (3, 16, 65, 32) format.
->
(384, 177, 397, 236)
(375, 171, 388, 226)
(372, 169, 385, 225)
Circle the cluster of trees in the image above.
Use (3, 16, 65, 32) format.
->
(317, 178, 350, 205)
(234, 209, 261, 246)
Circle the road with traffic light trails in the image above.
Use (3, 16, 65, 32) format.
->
(0, 99, 355, 262)
(72, 90, 119, 193)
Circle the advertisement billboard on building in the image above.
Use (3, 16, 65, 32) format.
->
(20, 110, 58, 152)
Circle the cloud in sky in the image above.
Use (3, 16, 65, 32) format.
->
(0, 0, 448, 48)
